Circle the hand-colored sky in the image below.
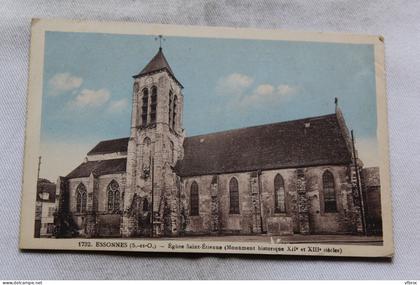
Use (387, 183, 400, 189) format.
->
(40, 31, 378, 181)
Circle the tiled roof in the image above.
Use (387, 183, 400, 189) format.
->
(69, 113, 353, 179)
(66, 158, 127, 178)
(87, 137, 129, 155)
(175, 113, 353, 177)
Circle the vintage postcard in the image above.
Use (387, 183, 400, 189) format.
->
(19, 19, 393, 257)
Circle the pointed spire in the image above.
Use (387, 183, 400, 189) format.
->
(133, 47, 183, 88)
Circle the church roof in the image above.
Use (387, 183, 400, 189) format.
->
(66, 158, 127, 178)
(175, 113, 353, 177)
(133, 48, 183, 88)
(66, 113, 353, 179)
(87, 137, 129, 155)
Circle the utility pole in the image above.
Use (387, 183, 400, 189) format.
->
(150, 157, 154, 238)
(37, 156, 41, 181)
(351, 130, 367, 235)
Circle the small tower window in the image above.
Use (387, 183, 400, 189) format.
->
(172, 95, 177, 130)
(168, 91, 173, 129)
(229, 177, 240, 214)
(107, 180, 120, 212)
(150, 86, 157, 124)
(323, 170, 337, 212)
(170, 140, 175, 163)
(143, 198, 149, 212)
(274, 174, 286, 213)
(133, 82, 139, 93)
(190, 181, 199, 216)
(142, 137, 152, 177)
(141, 88, 149, 126)
(76, 183, 87, 213)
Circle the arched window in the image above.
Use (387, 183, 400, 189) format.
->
(172, 95, 177, 130)
(143, 137, 151, 146)
(274, 174, 286, 213)
(229, 177, 240, 214)
(114, 189, 120, 210)
(107, 188, 113, 212)
(190, 181, 199, 216)
(143, 198, 149, 212)
(142, 137, 152, 170)
(323, 170, 337, 212)
(76, 183, 87, 213)
(150, 86, 157, 124)
(107, 180, 120, 212)
(141, 88, 149, 126)
(168, 91, 173, 128)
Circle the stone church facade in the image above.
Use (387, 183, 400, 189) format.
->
(54, 47, 368, 238)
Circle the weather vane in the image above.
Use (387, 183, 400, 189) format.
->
(155, 35, 165, 49)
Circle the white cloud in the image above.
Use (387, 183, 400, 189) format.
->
(216, 73, 254, 96)
(216, 73, 299, 113)
(48, 73, 83, 96)
(255, 84, 274, 96)
(240, 84, 298, 107)
(107, 98, 128, 113)
(70, 88, 111, 108)
(277, 84, 297, 96)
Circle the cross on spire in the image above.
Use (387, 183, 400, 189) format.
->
(334, 97, 338, 112)
(155, 35, 165, 49)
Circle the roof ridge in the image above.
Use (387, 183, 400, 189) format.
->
(94, 137, 129, 143)
(66, 157, 127, 179)
(185, 113, 337, 139)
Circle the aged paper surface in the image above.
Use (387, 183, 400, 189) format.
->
(20, 18, 393, 257)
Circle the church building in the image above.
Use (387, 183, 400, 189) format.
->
(54, 47, 367, 238)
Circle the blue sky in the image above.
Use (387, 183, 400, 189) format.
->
(40, 31, 378, 181)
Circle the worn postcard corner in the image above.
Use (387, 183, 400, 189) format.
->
(20, 18, 393, 258)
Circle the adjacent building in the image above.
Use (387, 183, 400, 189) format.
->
(35, 178, 56, 237)
(361, 167, 382, 235)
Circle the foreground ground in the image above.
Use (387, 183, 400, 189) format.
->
(136, 234, 383, 246)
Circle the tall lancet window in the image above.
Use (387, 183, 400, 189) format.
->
(274, 174, 286, 213)
(107, 180, 120, 212)
(150, 86, 157, 124)
(143, 198, 149, 212)
(190, 182, 199, 216)
(142, 137, 152, 172)
(323, 170, 337, 212)
(170, 140, 175, 163)
(76, 183, 87, 213)
(168, 90, 173, 129)
(229, 177, 240, 214)
(172, 95, 177, 130)
(141, 88, 149, 126)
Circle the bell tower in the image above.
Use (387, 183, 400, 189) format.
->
(122, 45, 184, 237)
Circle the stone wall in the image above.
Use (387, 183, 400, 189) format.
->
(66, 173, 126, 237)
(181, 164, 359, 236)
